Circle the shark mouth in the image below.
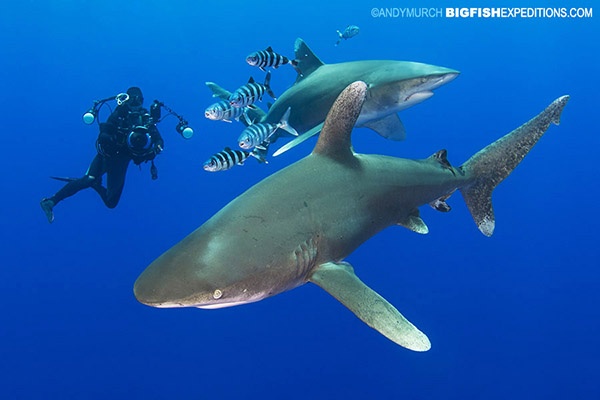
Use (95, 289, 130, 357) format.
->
(427, 72, 459, 90)
(405, 90, 434, 103)
(403, 72, 459, 104)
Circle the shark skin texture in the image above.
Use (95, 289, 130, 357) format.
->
(135, 81, 569, 351)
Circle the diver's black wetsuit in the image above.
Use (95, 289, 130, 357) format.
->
(47, 102, 164, 209)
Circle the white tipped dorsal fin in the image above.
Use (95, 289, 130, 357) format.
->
(293, 38, 325, 84)
(312, 81, 367, 162)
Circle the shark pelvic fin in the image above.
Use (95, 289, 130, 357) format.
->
(359, 113, 406, 141)
(313, 81, 367, 162)
(309, 261, 431, 351)
(293, 38, 325, 84)
(397, 209, 429, 234)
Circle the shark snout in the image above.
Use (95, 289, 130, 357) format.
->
(133, 254, 213, 308)
(426, 72, 459, 90)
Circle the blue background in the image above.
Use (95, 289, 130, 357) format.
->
(1, 1, 598, 398)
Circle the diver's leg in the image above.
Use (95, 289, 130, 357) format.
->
(103, 153, 130, 209)
(40, 155, 104, 223)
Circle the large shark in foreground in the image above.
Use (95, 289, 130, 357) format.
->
(207, 38, 458, 156)
(135, 82, 569, 350)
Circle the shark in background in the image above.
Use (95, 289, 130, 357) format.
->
(134, 81, 569, 350)
(207, 38, 459, 157)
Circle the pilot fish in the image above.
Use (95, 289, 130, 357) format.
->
(246, 46, 295, 72)
(205, 100, 248, 123)
(229, 71, 276, 108)
(203, 147, 265, 172)
(238, 107, 297, 150)
(336, 25, 360, 46)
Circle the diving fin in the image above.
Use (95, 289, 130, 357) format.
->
(359, 113, 406, 141)
(309, 261, 431, 351)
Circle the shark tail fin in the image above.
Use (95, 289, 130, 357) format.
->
(459, 96, 569, 237)
(264, 71, 276, 100)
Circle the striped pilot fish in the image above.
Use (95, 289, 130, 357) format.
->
(246, 46, 295, 72)
(205, 100, 248, 123)
(335, 25, 360, 46)
(203, 147, 265, 172)
(229, 71, 276, 108)
(238, 107, 297, 150)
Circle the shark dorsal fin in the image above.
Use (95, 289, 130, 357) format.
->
(313, 81, 366, 162)
(293, 38, 325, 84)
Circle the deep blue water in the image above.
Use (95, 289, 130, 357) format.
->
(2, 1, 599, 398)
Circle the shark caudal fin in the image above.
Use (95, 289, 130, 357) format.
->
(460, 96, 569, 236)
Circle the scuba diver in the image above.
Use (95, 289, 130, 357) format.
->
(40, 87, 193, 223)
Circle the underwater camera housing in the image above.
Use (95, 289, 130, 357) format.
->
(151, 100, 194, 139)
(82, 94, 194, 139)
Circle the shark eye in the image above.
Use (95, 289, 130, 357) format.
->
(213, 289, 223, 299)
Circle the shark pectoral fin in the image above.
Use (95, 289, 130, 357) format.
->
(272, 123, 324, 157)
(360, 113, 406, 141)
(309, 261, 431, 351)
(205, 82, 232, 100)
(397, 209, 429, 234)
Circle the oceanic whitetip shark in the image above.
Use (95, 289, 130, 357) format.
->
(135, 82, 569, 351)
(207, 38, 458, 156)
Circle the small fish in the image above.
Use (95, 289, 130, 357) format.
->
(238, 107, 297, 150)
(335, 25, 360, 46)
(205, 100, 248, 123)
(229, 71, 276, 108)
(203, 147, 265, 172)
(247, 46, 292, 72)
